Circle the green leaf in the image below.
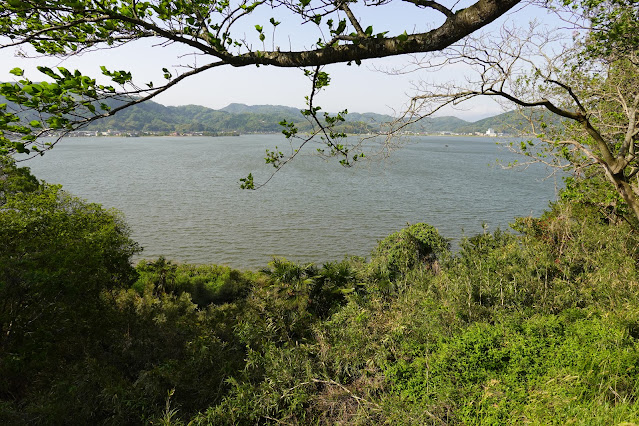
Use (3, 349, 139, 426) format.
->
(14, 142, 29, 153)
(9, 68, 23, 77)
(239, 173, 255, 190)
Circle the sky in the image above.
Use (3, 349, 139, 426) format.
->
(0, 1, 565, 122)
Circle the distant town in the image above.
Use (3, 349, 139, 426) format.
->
(67, 127, 507, 138)
(67, 130, 241, 137)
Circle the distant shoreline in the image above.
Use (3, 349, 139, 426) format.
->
(64, 130, 241, 138)
(62, 131, 514, 139)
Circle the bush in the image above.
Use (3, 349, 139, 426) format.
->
(384, 309, 639, 424)
(135, 258, 252, 307)
(370, 223, 449, 282)
(0, 162, 141, 422)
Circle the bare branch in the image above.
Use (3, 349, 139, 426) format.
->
(339, 2, 366, 37)
(402, 0, 454, 18)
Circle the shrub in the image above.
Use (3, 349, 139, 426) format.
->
(135, 258, 252, 307)
(370, 223, 449, 282)
(0, 165, 141, 422)
(384, 309, 639, 424)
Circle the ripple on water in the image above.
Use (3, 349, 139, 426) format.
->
(24, 135, 561, 270)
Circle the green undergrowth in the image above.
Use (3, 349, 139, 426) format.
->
(2, 157, 639, 424)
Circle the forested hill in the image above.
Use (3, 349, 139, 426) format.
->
(1, 90, 553, 134)
(82, 101, 407, 134)
(76, 101, 550, 135)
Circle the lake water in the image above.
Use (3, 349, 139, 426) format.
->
(22, 134, 562, 270)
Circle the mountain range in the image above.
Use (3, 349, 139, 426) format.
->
(1, 90, 557, 135)
(77, 101, 552, 135)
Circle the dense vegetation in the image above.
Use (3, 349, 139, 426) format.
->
(2, 155, 638, 424)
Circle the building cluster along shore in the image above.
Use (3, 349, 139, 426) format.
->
(66, 130, 241, 137)
(66, 127, 507, 138)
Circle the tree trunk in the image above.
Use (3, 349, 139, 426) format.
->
(611, 173, 639, 226)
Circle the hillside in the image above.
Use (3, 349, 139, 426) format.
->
(1, 91, 556, 135)
(86, 103, 563, 135)
(79, 101, 524, 134)
(5, 155, 639, 424)
(456, 109, 563, 134)
(100, 101, 403, 134)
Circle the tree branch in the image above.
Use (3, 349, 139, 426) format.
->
(339, 2, 366, 37)
(402, 0, 454, 18)
(231, 0, 521, 66)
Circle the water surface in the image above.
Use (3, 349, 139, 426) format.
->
(24, 135, 561, 269)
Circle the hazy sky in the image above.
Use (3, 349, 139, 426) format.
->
(0, 1, 563, 121)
